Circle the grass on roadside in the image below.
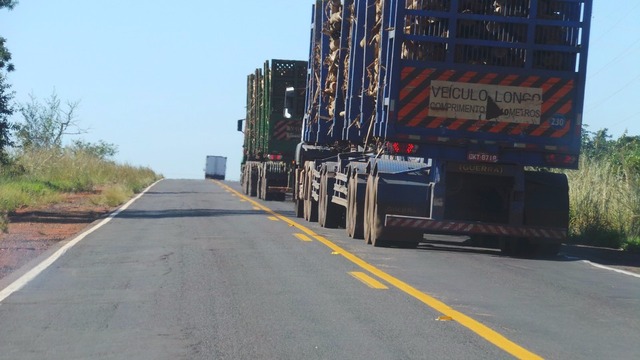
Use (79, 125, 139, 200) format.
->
(0, 148, 162, 232)
(565, 156, 640, 251)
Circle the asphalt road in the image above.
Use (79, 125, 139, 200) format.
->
(0, 179, 638, 359)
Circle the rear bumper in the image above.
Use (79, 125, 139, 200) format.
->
(385, 215, 566, 240)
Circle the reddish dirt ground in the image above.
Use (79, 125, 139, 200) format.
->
(0, 193, 115, 280)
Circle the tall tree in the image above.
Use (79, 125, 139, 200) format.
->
(0, 1, 17, 71)
(16, 92, 84, 149)
(0, 0, 18, 163)
(0, 73, 14, 163)
(0, 1, 17, 8)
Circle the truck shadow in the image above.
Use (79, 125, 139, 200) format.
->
(8, 210, 108, 224)
(559, 244, 640, 271)
(416, 238, 502, 257)
(415, 236, 639, 272)
(117, 208, 269, 219)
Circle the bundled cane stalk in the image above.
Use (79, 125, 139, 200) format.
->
(361, 0, 384, 148)
(323, 0, 343, 120)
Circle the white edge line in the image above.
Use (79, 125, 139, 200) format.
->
(563, 254, 640, 279)
(581, 260, 640, 279)
(0, 180, 162, 303)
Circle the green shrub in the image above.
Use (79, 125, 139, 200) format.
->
(91, 184, 133, 207)
(0, 180, 61, 210)
(623, 237, 640, 253)
(566, 132, 640, 250)
(0, 147, 161, 215)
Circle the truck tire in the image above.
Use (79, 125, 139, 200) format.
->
(345, 177, 354, 236)
(346, 175, 364, 239)
(257, 170, 264, 199)
(294, 170, 304, 218)
(366, 173, 422, 248)
(363, 174, 374, 245)
(248, 167, 258, 197)
(319, 172, 340, 228)
(294, 199, 304, 218)
(242, 168, 249, 195)
(304, 196, 318, 222)
(303, 171, 318, 222)
(370, 178, 390, 247)
(318, 174, 327, 226)
(364, 174, 390, 247)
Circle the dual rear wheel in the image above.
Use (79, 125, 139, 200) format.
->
(363, 174, 421, 248)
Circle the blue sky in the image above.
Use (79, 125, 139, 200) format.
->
(1, 1, 639, 180)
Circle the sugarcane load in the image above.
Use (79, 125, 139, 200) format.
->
(279, 0, 591, 256)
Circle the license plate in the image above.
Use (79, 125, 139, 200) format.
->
(467, 152, 499, 163)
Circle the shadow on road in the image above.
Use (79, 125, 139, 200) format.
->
(412, 236, 639, 272)
(117, 208, 267, 219)
(416, 241, 502, 257)
(145, 191, 209, 195)
(560, 244, 640, 271)
(9, 210, 107, 224)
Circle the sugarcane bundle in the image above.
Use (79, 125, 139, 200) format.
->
(402, 2, 449, 61)
(366, 0, 383, 100)
(323, 0, 342, 119)
(406, 0, 449, 11)
(492, 0, 529, 17)
(342, 1, 355, 93)
(360, 0, 384, 148)
(308, 43, 323, 125)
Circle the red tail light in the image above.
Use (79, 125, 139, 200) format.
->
(268, 154, 283, 161)
(544, 154, 577, 166)
(389, 142, 418, 155)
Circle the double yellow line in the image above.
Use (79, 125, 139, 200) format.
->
(217, 181, 542, 360)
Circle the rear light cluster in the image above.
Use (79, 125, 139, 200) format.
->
(388, 142, 418, 155)
(268, 154, 284, 161)
(544, 154, 577, 166)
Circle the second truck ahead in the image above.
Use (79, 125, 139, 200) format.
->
(239, 59, 308, 200)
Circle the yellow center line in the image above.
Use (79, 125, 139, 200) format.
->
(294, 233, 312, 242)
(214, 180, 543, 360)
(268, 216, 279, 221)
(349, 272, 389, 289)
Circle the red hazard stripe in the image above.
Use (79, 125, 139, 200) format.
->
(499, 74, 519, 86)
(488, 121, 509, 133)
(397, 68, 576, 139)
(530, 122, 551, 137)
(399, 68, 466, 124)
(399, 68, 434, 120)
(551, 122, 571, 138)
(478, 73, 499, 84)
(542, 79, 569, 114)
(385, 216, 566, 240)
(426, 117, 446, 129)
(408, 107, 432, 127)
(400, 68, 433, 101)
(274, 121, 295, 140)
(510, 123, 530, 136)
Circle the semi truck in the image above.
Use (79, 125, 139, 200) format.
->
(291, 0, 592, 256)
(239, 59, 308, 200)
(204, 155, 227, 180)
